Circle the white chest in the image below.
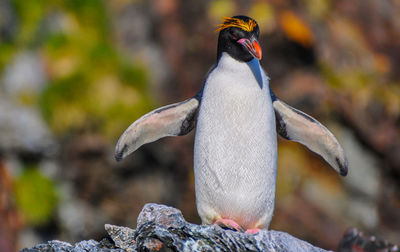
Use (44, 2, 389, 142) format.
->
(193, 53, 278, 229)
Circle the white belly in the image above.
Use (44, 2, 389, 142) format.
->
(193, 54, 277, 229)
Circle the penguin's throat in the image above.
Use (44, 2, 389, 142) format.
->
(218, 53, 264, 89)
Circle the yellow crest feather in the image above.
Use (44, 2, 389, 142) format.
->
(216, 17, 257, 32)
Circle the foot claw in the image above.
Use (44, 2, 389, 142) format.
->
(214, 219, 244, 232)
(245, 228, 261, 234)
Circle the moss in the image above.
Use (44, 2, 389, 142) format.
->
(14, 165, 58, 226)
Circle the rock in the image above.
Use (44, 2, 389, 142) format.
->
(22, 203, 330, 252)
(21, 239, 124, 252)
(2, 51, 47, 97)
(133, 204, 328, 252)
(338, 228, 399, 252)
(0, 97, 56, 156)
(21, 240, 73, 252)
(104, 224, 136, 251)
(136, 203, 186, 228)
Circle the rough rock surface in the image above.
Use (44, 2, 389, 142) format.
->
(22, 203, 329, 251)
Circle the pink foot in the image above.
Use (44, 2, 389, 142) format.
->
(245, 228, 261, 234)
(214, 219, 244, 232)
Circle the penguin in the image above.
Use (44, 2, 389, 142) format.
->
(115, 16, 348, 234)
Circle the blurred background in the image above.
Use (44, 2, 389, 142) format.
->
(0, 0, 399, 251)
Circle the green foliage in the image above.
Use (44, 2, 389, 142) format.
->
(14, 166, 58, 226)
(0, 43, 16, 71)
(64, 0, 109, 39)
(11, 0, 48, 46)
(6, 0, 155, 139)
(39, 68, 153, 138)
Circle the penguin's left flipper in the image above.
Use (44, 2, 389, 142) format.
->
(271, 95, 348, 176)
(115, 95, 200, 162)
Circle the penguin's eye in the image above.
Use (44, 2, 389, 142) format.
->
(230, 28, 245, 41)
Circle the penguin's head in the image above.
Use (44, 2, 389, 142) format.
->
(216, 16, 261, 62)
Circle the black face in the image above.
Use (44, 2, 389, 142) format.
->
(217, 16, 261, 62)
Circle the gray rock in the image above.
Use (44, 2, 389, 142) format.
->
(21, 203, 329, 252)
(0, 97, 56, 155)
(133, 204, 328, 251)
(104, 224, 136, 252)
(75, 240, 100, 252)
(2, 51, 47, 96)
(136, 203, 186, 229)
(20, 239, 123, 252)
(21, 240, 73, 252)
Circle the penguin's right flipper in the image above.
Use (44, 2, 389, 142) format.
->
(271, 94, 348, 176)
(115, 95, 200, 162)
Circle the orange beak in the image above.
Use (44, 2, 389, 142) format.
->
(237, 38, 262, 60)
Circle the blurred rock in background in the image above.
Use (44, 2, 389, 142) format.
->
(0, 0, 399, 251)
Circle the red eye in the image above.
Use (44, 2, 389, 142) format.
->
(232, 35, 237, 40)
